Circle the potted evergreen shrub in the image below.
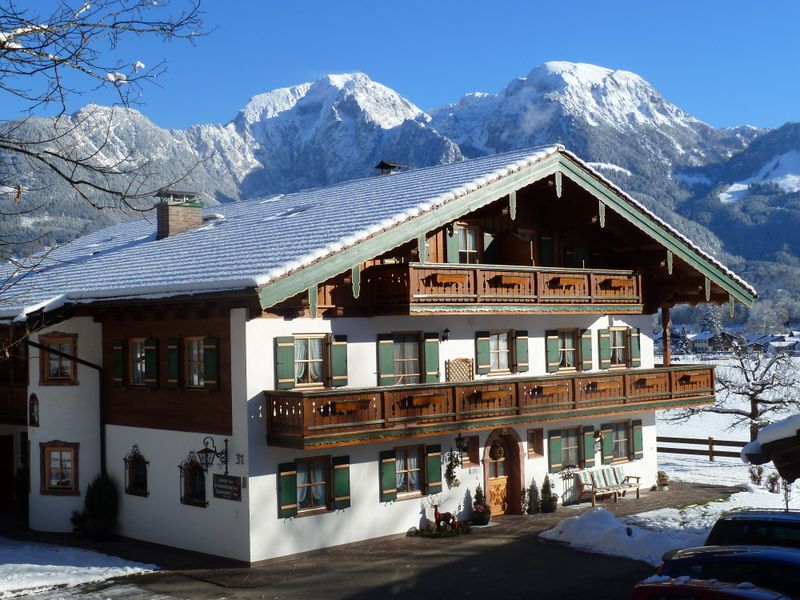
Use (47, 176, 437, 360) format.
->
(472, 484, 491, 525)
(71, 472, 119, 539)
(540, 475, 558, 513)
(527, 478, 540, 514)
(657, 470, 670, 491)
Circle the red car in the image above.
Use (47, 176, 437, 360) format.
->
(631, 577, 791, 599)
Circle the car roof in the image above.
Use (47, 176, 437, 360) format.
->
(716, 510, 800, 524)
(635, 578, 791, 599)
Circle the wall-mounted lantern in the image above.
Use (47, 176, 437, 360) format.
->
(197, 436, 228, 475)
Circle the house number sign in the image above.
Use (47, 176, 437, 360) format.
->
(213, 474, 242, 501)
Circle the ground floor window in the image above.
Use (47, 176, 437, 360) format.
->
(296, 456, 330, 512)
(180, 457, 207, 507)
(561, 427, 581, 468)
(611, 421, 630, 461)
(124, 446, 148, 496)
(40, 441, 79, 495)
(396, 446, 423, 495)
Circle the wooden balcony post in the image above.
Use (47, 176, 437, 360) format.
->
(662, 305, 672, 366)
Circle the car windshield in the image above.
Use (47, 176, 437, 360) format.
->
(707, 520, 800, 549)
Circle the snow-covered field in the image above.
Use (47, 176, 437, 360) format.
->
(542, 354, 800, 566)
(0, 538, 156, 598)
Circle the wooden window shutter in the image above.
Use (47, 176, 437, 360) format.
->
(112, 339, 125, 388)
(166, 338, 179, 389)
(630, 328, 641, 368)
(425, 444, 442, 495)
(329, 335, 348, 388)
(202, 337, 219, 391)
(545, 330, 560, 373)
(475, 331, 491, 375)
(423, 332, 439, 383)
(379, 450, 397, 501)
(598, 329, 612, 370)
(144, 338, 158, 389)
(601, 423, 614, 464)
(275, 336, 295, 390)
(277, 462, 298, 518)
(632, 419, 644, 460)
(514, 330, 529, 373)
(445, 225, 459, 263)
(483, 230, 497, 263)
(332, 455, 351, 509)
(548, 430, 562, 473)
(580, 329, 593, 371)
(582, 426, 596, 468)
(377, 334, 395, 386)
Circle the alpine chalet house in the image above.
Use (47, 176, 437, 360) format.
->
(0, 146, 756, 562)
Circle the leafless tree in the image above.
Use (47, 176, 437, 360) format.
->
(665, 342, 800, 441)
(0, 0, 205, 210)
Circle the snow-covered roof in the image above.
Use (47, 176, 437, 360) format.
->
(0, 145, 756, 320)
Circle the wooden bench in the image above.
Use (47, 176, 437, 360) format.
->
(575, 466, 641, 506)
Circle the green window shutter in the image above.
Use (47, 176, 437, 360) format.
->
(203, 337, 219, 391)
(545, 330, 560, 373)
(601, 423, 614, 464)
(423, 332, 440, 383)
(475, 331, 491, 374)
(332, 455, 351, 509)
(329, 335, 348, 388)
(580, 329, 593, 371)
(377, 334, 395, 386)
(425, 445, 442, 495)
(278, 462, 298, 518)
(540, 231, 554, 267)
(548, 430, 562, 473)
(632, 419, 644, 460)
(582, 426, 596, 468)
(144, 338, 158, 389)
(112, 339, 125, 388)
(514, 330, 529, 373)
(446, 225, 459, 263)
(483, 231, 496, 264)
(379, 450, 397, 502)
(598, 329, 611, 370)
(166, 338, 179, 389)
(275, 336, 295, 390)
(630, 328, 641, 368)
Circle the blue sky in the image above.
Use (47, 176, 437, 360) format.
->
(9, 1, 800, 130)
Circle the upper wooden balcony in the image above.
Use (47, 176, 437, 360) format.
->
(0, 385, 27, 426)
(359, 262, 643, 314)
(266, 364, 714, 449)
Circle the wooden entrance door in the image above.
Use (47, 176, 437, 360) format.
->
(0, 435, 14, 503)
(487, 455, 508, 515)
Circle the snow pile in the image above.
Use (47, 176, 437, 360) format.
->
(540, 507, 706, 566)
(758, 413, 800, 445)
(0, 536, 156, 597)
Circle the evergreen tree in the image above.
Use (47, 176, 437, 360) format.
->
(677, 326, 691, 355)
(700, 305, 724, 350)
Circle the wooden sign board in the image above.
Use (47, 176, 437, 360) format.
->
(213, 474, 242, 501)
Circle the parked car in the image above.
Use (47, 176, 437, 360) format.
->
(631, 576, 791, 599)
(705, 510, 800, 550)
(656, 545, 800, 598)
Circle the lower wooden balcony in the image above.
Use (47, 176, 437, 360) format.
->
(358, 263, 643, 314)
(0, 385, 27, 426)
(266, 364, 714, 449)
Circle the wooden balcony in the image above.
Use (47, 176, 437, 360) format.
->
(266, 364, 714, 449)
(0, 385, 27, 425)
(359, 263, 643, 314)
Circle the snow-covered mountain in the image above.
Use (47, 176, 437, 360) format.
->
(2, 61, 799, 301)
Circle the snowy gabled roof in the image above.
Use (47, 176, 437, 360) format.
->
(0, 145, 756, 321)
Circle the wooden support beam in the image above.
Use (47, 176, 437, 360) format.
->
(662, 305, 672, 367)
(351, 265, 361, 299)
(509, 190, 517, 220)
(309, 285, 318, 319)
(417, 234, 428, 263)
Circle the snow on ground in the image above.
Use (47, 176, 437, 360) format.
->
(0, 537, 156, 598)
(542, 353, 800, 566)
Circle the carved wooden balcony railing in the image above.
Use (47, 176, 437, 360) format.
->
(358, 262, 642, 313)
(266, 364, 714, 449)
(0, 385, 27, 425)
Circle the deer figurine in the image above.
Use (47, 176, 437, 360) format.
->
(428, 495, 454, 531)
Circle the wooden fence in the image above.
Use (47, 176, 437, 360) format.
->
(657, 436, 747, 461)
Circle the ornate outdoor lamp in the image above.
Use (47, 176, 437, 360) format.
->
(197, 436, 228, 474)
(454, 432, 468, 460)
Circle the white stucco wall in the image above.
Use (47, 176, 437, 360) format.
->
(27, 317, 102, 532)
(244, 312, 658, 562)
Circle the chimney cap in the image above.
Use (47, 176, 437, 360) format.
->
(375, 160, 406, 175)
(155, 189, 202, 205)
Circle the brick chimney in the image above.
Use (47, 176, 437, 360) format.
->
(155, 189, 203, 240)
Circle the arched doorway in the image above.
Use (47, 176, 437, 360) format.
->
(483, 428, 524, 515)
